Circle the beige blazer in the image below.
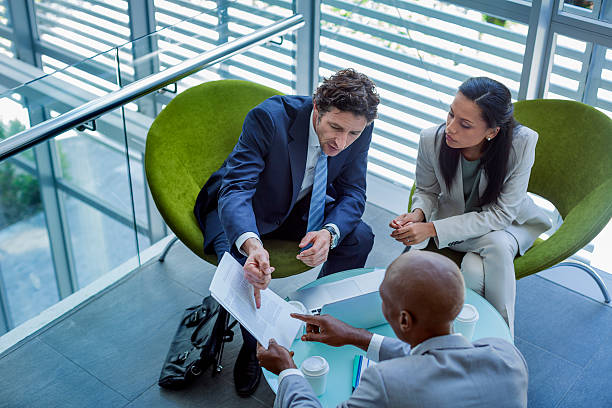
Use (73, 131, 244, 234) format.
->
(411, 125, 552, 255)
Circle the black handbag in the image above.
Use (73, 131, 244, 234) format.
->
(158, 295, 237, 389)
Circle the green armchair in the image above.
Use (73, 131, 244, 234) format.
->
(409, 99, 612, 302)
(145, 79, 311, 278)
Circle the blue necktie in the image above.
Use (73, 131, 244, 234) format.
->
(307, 152, 328, 232)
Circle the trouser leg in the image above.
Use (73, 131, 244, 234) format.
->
(209, 221, 262, 395)
(265, 196, 375, 279)
(319, 220, 374, 278)
(461, 252, 485, 296)
(454, 230, 519, 337)
(210, 230, 257, 352)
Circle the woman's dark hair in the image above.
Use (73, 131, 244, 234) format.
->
(313, 68, 380, 122)
(438, 77, 516, 206)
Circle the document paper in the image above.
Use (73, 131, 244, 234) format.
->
(209, 252, 302, 350)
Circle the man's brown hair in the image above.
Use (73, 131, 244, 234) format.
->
(313, 68, 379, 122)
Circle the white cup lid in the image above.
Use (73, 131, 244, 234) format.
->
(301, 356, 329, 376)
(457, 304, 479, 322)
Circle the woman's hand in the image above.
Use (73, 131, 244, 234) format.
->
(389, 209, 425, 229)
(390, 221, 437, 245)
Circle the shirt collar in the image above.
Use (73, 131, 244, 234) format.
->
(309, 109, 321, 148)
(410, 333, 468, 355)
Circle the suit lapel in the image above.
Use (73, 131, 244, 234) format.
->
(288, 101, 313, 206)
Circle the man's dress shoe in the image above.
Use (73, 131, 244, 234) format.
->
(233, 344, 262, 397)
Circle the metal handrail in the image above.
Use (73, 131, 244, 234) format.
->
(0, 14, 304, 161)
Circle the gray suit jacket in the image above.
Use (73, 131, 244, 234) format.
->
(411, 125, 552, 255)
(275, 335, 528, 408)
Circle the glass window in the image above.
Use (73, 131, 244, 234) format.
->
(151, 0, 297, 94)
(546, 34, 588, 101)
(562, 0, 596, 15)
(319, 0, 528, 187)
(52, 107, 141, 288)
(61, 192, 140, 288)
(0, 110, 59, 329)
(596, 47, 612, 117)
(560, 0, 612, 23)
(545, 35, 612, 119)
(0, 0, 13, 57)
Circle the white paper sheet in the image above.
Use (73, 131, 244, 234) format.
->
(209, 252, 302, 350)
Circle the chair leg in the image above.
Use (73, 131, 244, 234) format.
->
(551, 260, 611, 303)
(159, 236, 179, 262)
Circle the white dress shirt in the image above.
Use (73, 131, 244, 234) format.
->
(235, 110, 339, 255)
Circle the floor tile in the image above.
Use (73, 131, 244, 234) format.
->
(126, 375, 268, 408)
(0, 338, 127, 408)
(556, 340, 612, 408)
(515, 275, 612, 367)
(514, 337, 581, 408)
(39, 269, 203, 401)
(363, 203, 405, 270)
(155, 241, 216, 297)
(126, 380, 253, 408)
(252, 375, 277, 407)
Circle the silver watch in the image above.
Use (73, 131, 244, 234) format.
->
(323, 226, 339, 249)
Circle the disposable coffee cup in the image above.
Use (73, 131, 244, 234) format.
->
(288, 300, 308, 340)
(300, 356, 330, 396)
(454, 304, 479, 341)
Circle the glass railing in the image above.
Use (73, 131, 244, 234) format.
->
(1, 2, 297, 138)
(0, 11, 303, 336)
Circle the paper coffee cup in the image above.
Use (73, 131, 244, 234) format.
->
(454, 304, 479, 341)
(300, 356, 330, 396)
(288, 300, 308, 340)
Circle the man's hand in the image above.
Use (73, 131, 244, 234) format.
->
(389, 209, 425, 230)
(242, 238, 275, 308)
(296, 230, 331, 267)
(390, 221, 437, 246)
(256, 339, 297, 375)
(291, 313, 373, 351)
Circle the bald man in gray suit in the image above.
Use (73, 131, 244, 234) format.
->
(257, 251, 528, 408)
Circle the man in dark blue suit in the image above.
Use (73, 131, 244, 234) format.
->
(194, 69, 379, 396)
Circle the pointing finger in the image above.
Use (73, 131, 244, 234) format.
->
(291, 313, 321, 324)
(254, 287, 261, 309)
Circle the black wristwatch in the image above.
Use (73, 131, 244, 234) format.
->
(323, 225, 339, 249)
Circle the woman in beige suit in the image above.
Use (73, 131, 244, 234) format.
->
(390, 77, 551, 336)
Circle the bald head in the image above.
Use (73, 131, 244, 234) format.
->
(381, 251, 465, 336)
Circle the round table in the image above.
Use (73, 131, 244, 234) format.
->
(263, 267, 512, 406)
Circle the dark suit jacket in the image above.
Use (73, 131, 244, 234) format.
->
(194, 95, 373, 256)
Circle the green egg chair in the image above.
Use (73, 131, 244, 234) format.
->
(145, 79, 311, 278)
(408, 99, 612, 302)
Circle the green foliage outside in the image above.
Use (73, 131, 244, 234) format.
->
(483, 15, 507, 27)
(0, 119, 42, 229)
